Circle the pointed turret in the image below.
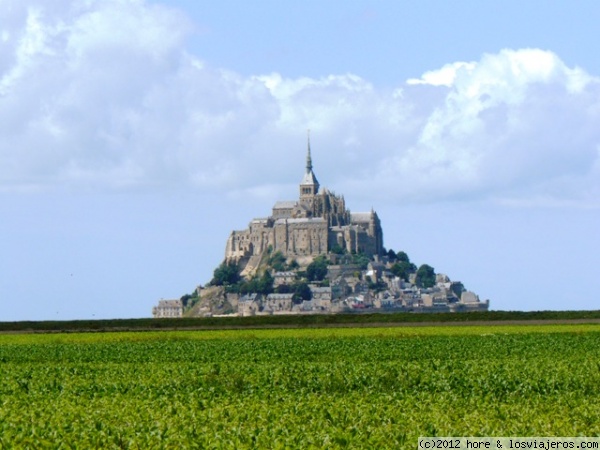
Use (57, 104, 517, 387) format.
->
(306, 133, 313, 172)
(300, 131, 319, 200)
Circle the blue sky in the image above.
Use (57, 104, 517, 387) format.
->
(163, 1, 600, 86)
(1, 0, 599, 321)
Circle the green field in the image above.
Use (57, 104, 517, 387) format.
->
(1, 324, 599, 448)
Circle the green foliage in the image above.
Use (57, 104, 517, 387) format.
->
(258, 270, 274, 295)
(351, 252, 371, 270)
(275, 284, 292, 294)
(267, 251, 286, 272)
(239, 270, 274, 295)
(330, 243, 345, 255)
(386, 248, 397, 261)
(1, 327, 600, 447)
(6, 311, 600, 334)
(292, 281, 312, 303)
(181, 297, 198, 311)
(180, 289, 199, 310)
(266, 251, 299, 272)
(275, 280, 311, 302)
(396, 251, 410, 263)
(210, 261, 241, 287)
(390, 261, 417, 281)
(451, 282, 466, 298)
(416, 264, 436, 288)
(306, 255, 329, 282)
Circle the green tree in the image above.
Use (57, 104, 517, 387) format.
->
(416, 264, 436, 288)
(330, 243, 345, 255)
(386, 249, 397, 261)
(390, 261, 417, 281)
(257, 270, 274, 295)
(306, 256, 329, 282)
(180, 289, 199, 310)
(210, 262, 241, 287)
(451, 282, 465, 298)
(268, 251, 286, 272)
(238, 278, 257, 295)
(292, 281, 312, 304)
(275, 284, 293, 294)
(396, 251, 410, 263)
(180, 293, 193, 307)
(238, 270, 274, 295)
(351, 253, 371, 270)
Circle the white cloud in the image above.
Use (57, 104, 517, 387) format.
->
(407, 61, 476, 87)
(1, 2, 599, 208)
(369, 49, 600, 206)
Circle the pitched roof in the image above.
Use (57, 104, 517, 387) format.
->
(351, 212, 372, 223)
(273, 201, 297, 209)
(274, 217, 327, 225)
(300, 169, 319, 186)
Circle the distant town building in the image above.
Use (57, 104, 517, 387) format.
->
(264, 293, 294, 313)
(238, 293, 260, 316)
(152, 299, 183, 318)
(273, 272, 296, 287)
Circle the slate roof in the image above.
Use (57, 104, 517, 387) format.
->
(273, 201, 297, 209)
(274, 218, 327, 225)
(351, 212, 372, 223)
(300, 169, 319, 186)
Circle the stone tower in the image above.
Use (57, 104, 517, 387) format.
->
(299, 136, 319, 209)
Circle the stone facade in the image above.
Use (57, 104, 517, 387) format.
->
(273, 272, 297, 286)
(152, 299, 183, 318)
(225, 140, 384, 269)
(238, 293, 260, 316)
(264, 293, 294, 313)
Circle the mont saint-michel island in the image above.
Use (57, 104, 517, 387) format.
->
(153, 140, 489, 318)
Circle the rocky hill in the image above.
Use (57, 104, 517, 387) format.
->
(173, 247, 488, 318)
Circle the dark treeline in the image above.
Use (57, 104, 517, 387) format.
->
(2, 310, 600, 333)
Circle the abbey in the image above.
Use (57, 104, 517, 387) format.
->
(152, 139, 490, 317)
(225, 140, 384, 270)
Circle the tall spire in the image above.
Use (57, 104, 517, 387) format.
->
(306, 129, 312, 173)
(299, 130, 319, 199)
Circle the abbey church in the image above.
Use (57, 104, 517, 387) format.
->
(225, 140, 384, 272)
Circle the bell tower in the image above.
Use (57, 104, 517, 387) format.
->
(299, 131, 320, 203)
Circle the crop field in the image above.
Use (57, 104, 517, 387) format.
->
(1, 324, 600, 448)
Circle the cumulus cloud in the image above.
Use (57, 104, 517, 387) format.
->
(1, 2, 599, 207)
(407, 61, 476, 87)
(376, 49, 600, 206)
(1, 1, 200, 185)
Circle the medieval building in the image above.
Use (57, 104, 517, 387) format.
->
(225, 139, 384, 272)
(151, 139, 490, 317)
